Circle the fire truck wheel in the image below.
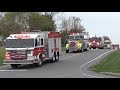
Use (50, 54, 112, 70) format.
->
(80, 49, 83, 52)
(11, 64, 19, 69)
(34, 55, 43, 67)
(77, 50, 80, 53)
(66, 50, 69, 53)
(55, 52, 59, 62)
(50, 52, 56, 63)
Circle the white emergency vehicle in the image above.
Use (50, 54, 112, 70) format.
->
(4, 31, 61, 68)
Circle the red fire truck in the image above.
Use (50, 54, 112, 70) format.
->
(112, 44, 119, 49)
(65, 32, 89, 53)
(3, 31, 61, 68)
(89, 37, 104, 49)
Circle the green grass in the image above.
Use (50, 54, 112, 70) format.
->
(90, 50, 120, 73)
(0, 47, 5, 65)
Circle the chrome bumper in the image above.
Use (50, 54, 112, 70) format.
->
(3, 59, 34, 64)
(69, 47, 82, 51)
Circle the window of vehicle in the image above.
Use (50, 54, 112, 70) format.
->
(104, 42, 111, 44)
(69, 36, 74, 40)
(6, 39, 34, 48)
(35, 39, 38, 46)
(75, 35, 80, 40)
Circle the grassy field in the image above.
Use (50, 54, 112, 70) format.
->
(90, 50, 120, 73)
(0, 47, 5, 65)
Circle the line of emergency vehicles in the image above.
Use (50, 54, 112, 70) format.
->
(3, 30, 114, 68)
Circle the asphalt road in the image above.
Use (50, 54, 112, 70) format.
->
(0, 49, 119, 78)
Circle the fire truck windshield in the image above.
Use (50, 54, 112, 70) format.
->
(6, 39, 34, 48)
(69, 36, 74, 40)
(104, 42, 111, 44)
(69, 35, 80, 40)
(89, 38, 100, 42)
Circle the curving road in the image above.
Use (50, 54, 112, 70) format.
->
(0, 49, 118, 78)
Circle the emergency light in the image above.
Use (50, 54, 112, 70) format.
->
(14, 34, 30, 38)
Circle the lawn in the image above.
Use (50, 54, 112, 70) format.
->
(90, 50, 120, 73)
(0, 47, 5, 65)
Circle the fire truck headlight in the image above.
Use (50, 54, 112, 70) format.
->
(97, 42, 99, 45)
(78, 43, 82, 48)
(89, 43, 91, 45)
(65, 44, 69, 49)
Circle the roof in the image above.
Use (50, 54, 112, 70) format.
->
(6, 34, 42, 39)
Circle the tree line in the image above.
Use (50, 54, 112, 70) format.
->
(0, 12, 85, 46)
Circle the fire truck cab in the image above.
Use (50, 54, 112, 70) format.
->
(89, 37, 104, 49)
(65, 32, 89, 53)
(4, 31, 61, 68)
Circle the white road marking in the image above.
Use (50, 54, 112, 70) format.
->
(0, 69, 27, 72)
(80, 49, 114, 78)
(60, 53, 80, 60)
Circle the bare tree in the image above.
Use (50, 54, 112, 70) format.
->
(60, 16, 83, 33)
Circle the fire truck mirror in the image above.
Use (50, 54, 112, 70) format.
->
(35, 39, 38, 46)
(80, 36, 84, 38)
(41, 38, 43, 45)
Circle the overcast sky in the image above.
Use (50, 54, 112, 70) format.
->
(57, 12, 120, 44)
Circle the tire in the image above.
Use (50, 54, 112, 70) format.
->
(86, 48, 89, 51)
(83, 48, 87, 51)
(55, 52, 59, 62)
(11, 64, 19, 69)
(80, 48, 83, 52)
(66, 50, 69, 53)
(50, 52, 56, 63)
(77, 50, 81, 53)
(34, 55, 43, 67)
